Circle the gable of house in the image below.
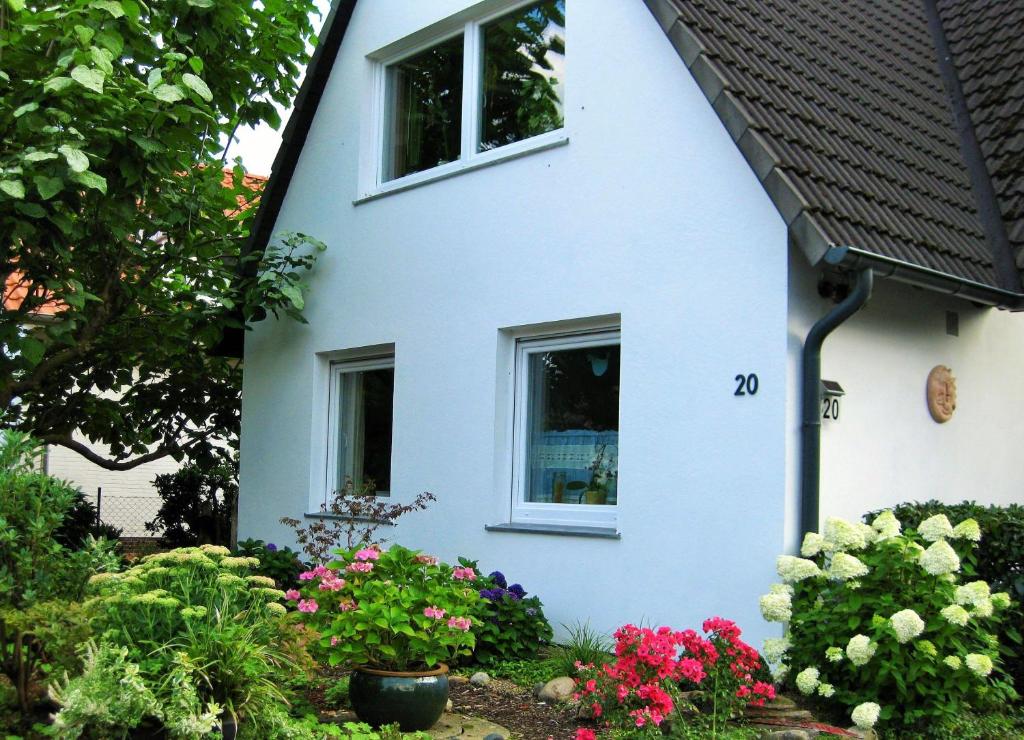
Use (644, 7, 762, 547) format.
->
(245, 0, 1024, 314)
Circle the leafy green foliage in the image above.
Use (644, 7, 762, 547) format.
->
(477, 658, 556, 688)
(864, 500, 1024, 690)
(323, 675, 351, 709)
(147, 461, 238, 546)
(0, 431, 120, 712)
(54, 491, 124, 548)
(898, 707, 1024, 739)
(234, 538, 306, 589)
(0, 0, 325, 471)
(77, 545, 306, 734)
(459, 561, 553, 663)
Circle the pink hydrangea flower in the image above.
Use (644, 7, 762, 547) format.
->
(423, 606, 446, 619)
(339, 600, 358, 612)
(298, 571, 316, 581)
(415, 554, 439, 565)
(313, 564, 330, 577)
(330, 636, 340, 646)
(318, 573, 346, 591)
(354, 548, 380, 562)
(452, 567, 476, 581)
(447, 616, 472, 631)
(297, 599, 319, 613)
(285, 589, 301, 601)
(346, 561, 374, 573)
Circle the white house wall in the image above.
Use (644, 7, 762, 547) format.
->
(240, 0, 789, 643)
(787, 249, 1024, 550)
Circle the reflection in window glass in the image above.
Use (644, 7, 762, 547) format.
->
(386, 35, 464, 181)
(336, 367, 394, 494)
(480, 0, 565, 152)
(524, 342, 619, 505)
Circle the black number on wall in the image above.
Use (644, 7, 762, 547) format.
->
(734, 373, 759, 396)
(821, 397, 840, 420)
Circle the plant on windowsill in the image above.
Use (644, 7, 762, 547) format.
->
(285, 544, 479, 731)
(585, 444, 616, 505)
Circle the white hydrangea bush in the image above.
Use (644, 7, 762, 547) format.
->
(758, 511, 1017, 729)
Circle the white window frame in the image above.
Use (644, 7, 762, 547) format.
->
(323, 355, 395, 506)
(510, 329, 620, 528)
(359, 0, 568, 201)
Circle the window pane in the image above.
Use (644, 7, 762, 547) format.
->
(386, 35, 464, 181)
(337, 367, 394, 494)
(524, 342, 619, 505)
(480, 0, 565, 152)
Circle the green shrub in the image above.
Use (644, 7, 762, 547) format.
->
(234, 538, 306, 588)
(461, 562, 553, 663)
(0, 431, 121, 713)
(148, 462, 237, 547)
(760, 511, 1017, 731)
(69, 545, 305, 736)
(54, 491, 124, 550)
(864, 500, 1024, 690)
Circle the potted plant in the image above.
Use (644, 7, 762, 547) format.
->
(585, 444, 617, 505)
(286, 544, 479, 731)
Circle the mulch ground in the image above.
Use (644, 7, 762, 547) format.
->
(449, 679, 581, 740)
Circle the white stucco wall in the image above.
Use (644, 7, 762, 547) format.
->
(787, 249, 1024, 547)
(240, 0, 789, 644)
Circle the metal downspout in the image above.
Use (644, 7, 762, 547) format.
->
(800, 268, 874, 538)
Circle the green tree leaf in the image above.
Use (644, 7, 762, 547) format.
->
(70, 66, 104, 94)
(57, 145, 90, 173)
(71, 170, 108, 194)
(181, 73, 213, 102)
(19, 338, 45, 366)
(13, 102, 39, 117)
(0, 180, 26, 199)
(90, 0, 125, 18)
(153, 83, 185, 103)
(33, 176, 64, 200)
(43, 77, 75, 94)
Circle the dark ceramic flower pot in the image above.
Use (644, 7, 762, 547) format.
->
(348, 664, 449, 731)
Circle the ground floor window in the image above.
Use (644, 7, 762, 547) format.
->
(325, 357, 395, 501)
(512, 329, 620, 527)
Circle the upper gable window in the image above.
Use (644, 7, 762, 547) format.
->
(373, 1, 566, 191)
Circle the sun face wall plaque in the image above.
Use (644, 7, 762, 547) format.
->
(926, 365, 956, 423)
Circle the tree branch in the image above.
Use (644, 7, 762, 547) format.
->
(45, 436, 176, 471)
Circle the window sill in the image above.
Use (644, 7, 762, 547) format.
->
(355, 131, 569, 204)
(303, 512, 396, 525)
(484, 522, 620, 540)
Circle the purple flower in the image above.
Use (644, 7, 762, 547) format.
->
(488, 571, 507, 588)
(508, 584, 526, 599)
(479, 589, 502, 602)
(266, 543, 278, 552)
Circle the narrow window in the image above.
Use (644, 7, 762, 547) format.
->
(513, 330, 619, 526)
(326, 358, 395, 498)
(479, 0, 565, 152)
(385, 35, 464, 181)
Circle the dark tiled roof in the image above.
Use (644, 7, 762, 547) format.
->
(646, 0, 1024, 304)
(938, 0, 1024, 269)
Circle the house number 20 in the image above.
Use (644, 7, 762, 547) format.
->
(734, 373, 759, 396)
(822, 397, 840, 420)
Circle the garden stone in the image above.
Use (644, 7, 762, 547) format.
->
(428, 712, 509, 740)
(449, 674, 469, 685)
(483, 734, 506, 740)
(762, 731, 814, 740)
(846, 728, 878, 740)
(470, 671, 491, 687)
(538, 676, 575, 703)
(445, 699, 453, 712)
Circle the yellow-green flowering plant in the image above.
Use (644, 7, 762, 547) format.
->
(76, 545, 303, 735)
(759, 512, 1018, 730)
